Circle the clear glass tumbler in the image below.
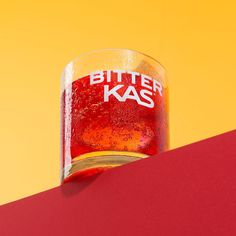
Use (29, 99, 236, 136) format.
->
(61, 49, 168, 182)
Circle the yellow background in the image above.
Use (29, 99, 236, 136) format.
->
(0, 0, 235, 205)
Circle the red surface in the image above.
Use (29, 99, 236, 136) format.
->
(1, 130, 236, 236)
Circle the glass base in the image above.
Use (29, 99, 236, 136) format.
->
(62, 151, 148, 182)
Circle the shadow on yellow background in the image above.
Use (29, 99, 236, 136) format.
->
(0, 1, 235, 204)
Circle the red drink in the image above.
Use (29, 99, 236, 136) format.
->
(61, 69, 168, 182)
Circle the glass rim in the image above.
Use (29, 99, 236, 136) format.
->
(65, 48, 165, 71)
